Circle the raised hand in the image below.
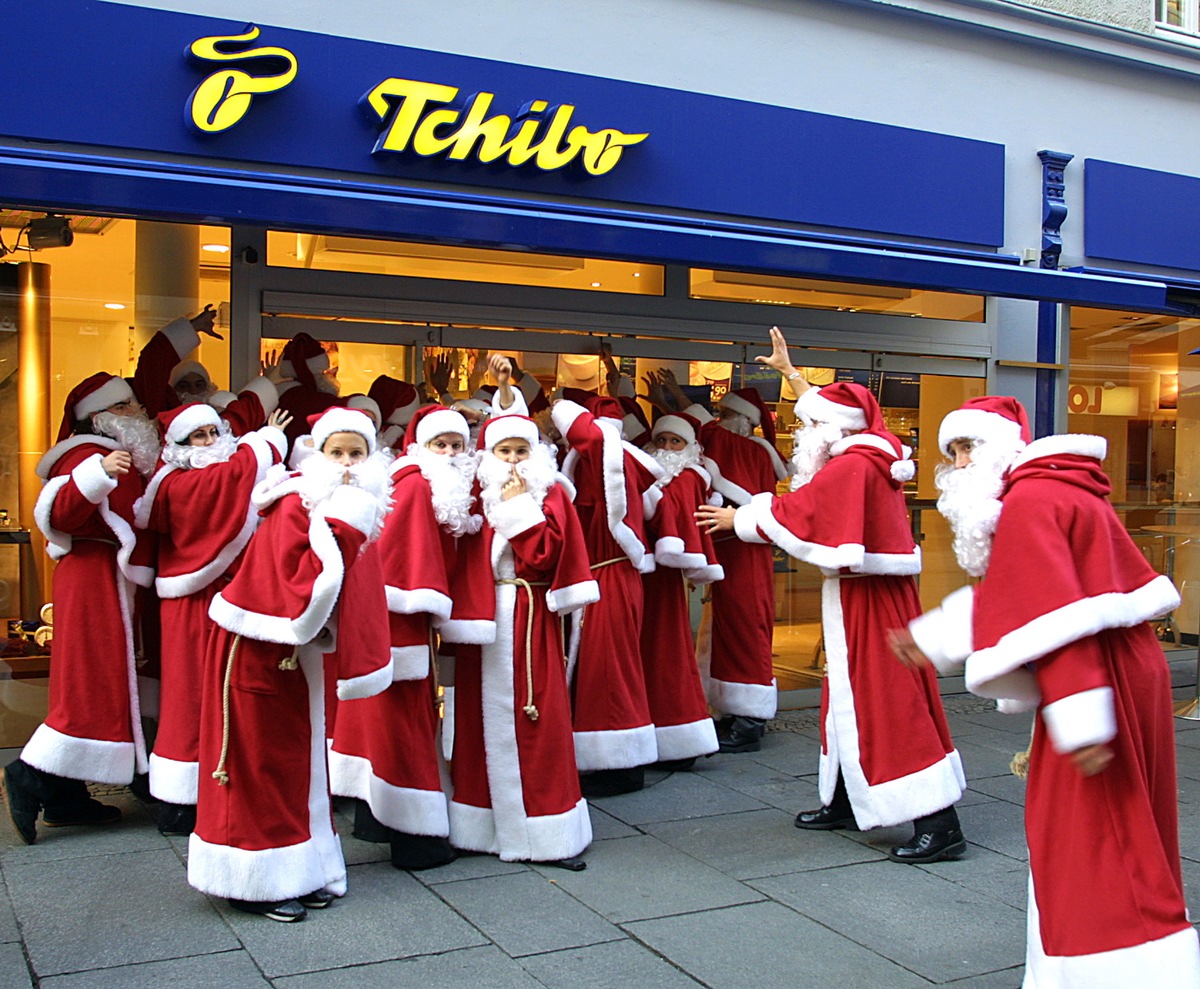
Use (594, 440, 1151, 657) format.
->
(101, 450, 132, 477)
(489, 353, 513, 386)
(501, 466, 526, 501)
(428, 354, 453, 396)
(267, 408, 293, 431)
(191, 303, 223, 340)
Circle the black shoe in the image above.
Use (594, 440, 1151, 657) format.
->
(157, 803, 196, 836)
(351, 800, 393, 844)
(297, 889, 336, 909)
(128, 773, 158, 804)
(227, 898, 307, 922)
(654, 757, 696, 772)
(3, 761, 41, 845)
(713, 716, 735, 740)
(389, 833, 458, 871)
(717, 717, 765, 754)
(794, 804, 857, 830)
(542, 856, 587, 871)
(888, 828, 966, 864)
(41, 798, 121, 829)
(580, 767, 645, 798)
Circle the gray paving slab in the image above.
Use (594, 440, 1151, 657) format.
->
(3, 847, 232, 978)
(223, 861, 487, 978)
(517, 937, 706, 988)
(587, 770, 768, 827)
(726, 775, 819, 813)
(428, 868, 621, 957)
(953, 738, 1028, 781)
(625, 900, 931, 989)
(954, 797, 1030, 862)
(738, 731, 815, 775)
(644, 807, 882, 880)
(968, 774, 1029, 806)
(535, 833, 763, 923)
(942, 968, 1025, 989)
(37, 950, 272, 989)
(0, 871, 19, 944)
(414, 850, 531, 885)
(917, 847, 1030, 912)
(0, 791, 165, 865)
(0, 942, 32, 989)
(273, 944, 545, 989)
(587, 804, 641, 840)
(753, 860, 1026, 984)
(688, 751, 799, 792)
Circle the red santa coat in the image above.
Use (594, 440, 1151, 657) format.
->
(553, 399, 661, 771)
(329, 457, 458, 837)
(688, 405, 789, 720)
(735, 434, 964, 829)
(910, 436, 1199, 987)
(440, 482, 599, 862)
(188, 475, 392, 903)
(27, 437, 155, 784)
(132, 316, 202, 416)
(640, 464, 724, 760)
(277, 380, 345, 452)
(132, 427, 286, 804)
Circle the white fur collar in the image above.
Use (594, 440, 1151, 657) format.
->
(1014, 434, 1106, 468)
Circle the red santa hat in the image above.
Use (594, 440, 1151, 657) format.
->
(157, 402, 222, 445)
(345, 393, 382, 428)
(368, 375, 421, 428)
(279, 333, 330, 391)
(478, 413, 541, 452)
(58, 372, 135, 441)
(619, 396, 651, 446)
(651, 413, 701, 447)
(583, 395, 625, 425)
(167, 359, 213, 389)
(720, 388, 777, 446)
(560, 386, 596, 406)
(405, 404, 471, 450)
(794, 382, 871, 432)
(308, 407, 377, 456)
(937, 395, 1032, 457)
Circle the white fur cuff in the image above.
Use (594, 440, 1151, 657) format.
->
(488, 492, 545, 539)
(1041, 686, 1117, 754)
(73, 453, 118, 504)
(909, 586, 975, 672)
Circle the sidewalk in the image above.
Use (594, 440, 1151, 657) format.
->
(2, 660, 1199, 989)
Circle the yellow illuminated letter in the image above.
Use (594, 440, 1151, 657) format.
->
(186, 27, 298, 134)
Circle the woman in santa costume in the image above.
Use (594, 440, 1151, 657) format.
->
(188, 407, 392, 922)
(4, 373, 163, 844)
(698, 327, 965, 863)
(657, 369, 792, 754)
(329, 404, 480, 871)
(639, 413, 723, 769)
(894, 396, 1200, 987)
(439, 411, 598, 868)
(133, 399, 290, 836)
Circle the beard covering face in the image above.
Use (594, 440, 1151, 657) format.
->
(295, 447, 393, 542)
(718, 413, 753, 437)
(92, 411, 163, 478)
(160, 421, 237, 471)
(651, 442, 703, 482)
(409, 444, 482, 537)
(934, 440, 1019, 577)
(789, 421, 843, 490)
(477, 442, 559, 524)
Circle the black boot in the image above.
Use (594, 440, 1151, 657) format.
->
(580, 766, 645, 797)
(654, 756, 696, 772)
(389, 832, 458, 871)
(794, 773, 857, 830)
(352, 800, 393, 843)
(157, 802, 196, 836)
(889, 805, 965, 864)
(717, 717, 765, 754)
(3, 759, 42, 844)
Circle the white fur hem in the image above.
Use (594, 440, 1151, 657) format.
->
(337, 659, 394, 701)
(438, 619, 497, 644)
(22, 724, 134, 785)
(148, 752, 198, 805)
(545, 579, 600, 615)
(447, 800, 499, 855)
(1015, 433, 1107, 468)
(187, 833, 345, 902)
(328, 750, 449, 836)
(573, 724, 658, 772)
(386, 586, 452, 621)
(1041, 687, 1116, 754)
(654, 718, 719, 761)
(707, 678, 778, 720)
(390, 644, 431, 681)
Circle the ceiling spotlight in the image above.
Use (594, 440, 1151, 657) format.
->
(104, 303, 126, 310)
(27, 215, 73, 250)
(591, 281, 602, 288)
(202, 243, 230, 253)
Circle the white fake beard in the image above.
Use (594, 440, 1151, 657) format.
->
(93, 411, 162, 478)
(296, 449, 393, 541)
(719, 413, 753, 437)
(934, 459, 1009, 578)
(651, 442, 703, 482)
(160, 423, 237, 471)
(175, 384, 215, 405)
(789, 422, 843, 490)
(478, 443, 559, 523)
(410, 445, 482, 537)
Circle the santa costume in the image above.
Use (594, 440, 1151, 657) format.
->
(731, 382, 965, 842)
(551, 395, 663, 793)
(684, 388, 791, 746)
(133, 401, 286, 819)
(276, 332, 346, 452)
(439, 413, 598, 864)
(187, 408, 392, 912)
(910, 398, 1200, 987)
(640, 414, 723, 764)
(368, 375, 422, 453)
(132, 315, 206, 417)
(329, 405, 479, 869)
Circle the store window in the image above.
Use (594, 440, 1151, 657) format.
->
(1157, 0, 1200, 37)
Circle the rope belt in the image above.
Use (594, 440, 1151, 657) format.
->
(75, 537, 119, 546)
(496, 577, 550, 722)
(590, 556, 629, 570)
(211, 636, 298, 785)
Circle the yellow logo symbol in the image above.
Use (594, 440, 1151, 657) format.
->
(363, 79, 649, 176)
(186, 27, 297, 134)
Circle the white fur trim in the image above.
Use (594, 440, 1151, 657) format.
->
(653, 718, 719, 761)
(239, 376, 280, 418)
(574, 724, 658, 772)
(385, 585, 452, 621)
(311, 407, 378, 457)
(321, 484, 382, 538)
(653, 535, 721, 585)
(795, 387, 867, 430)
(148, 752, 198, 805)
(73, 376, 134, 422)
(642, 482, 663, 523)
(133, 463, 178, 531)
(390, 644, 430, 681)
(720, 392, 761, 425)
(437, 619, 497, 644)
(733, 500, 772, 545)
(441, 685, 455, 762)
(447, 800, 500, 855)
(259, 425, 287, 461)
(830, 433, 896, 459)
(1040, 686, 1116, 754)
(164, 404, 221, 445)
(208, 390, 236, 410)
(544, 579, 600, 615)
(482, 413, 539, 450)
(491, 387, 528, 417)
(707, 677, 778, 720)
(73, 453, 119, 504)
(653, 415, 697, 446)
(159, 316, 201, 359)
(415, 408, 470, 448)
(938, 408, 1024, 457)
(327, 749, 449, 836)
(337, 657, 394, 701)
(748, 435, 792, 480)
(169, 361, 208, 388)
(683, 403, 715, 425)
(624, 441, 666, 482)
(36, 435, 121, 480)
(908, 585, 975, 673)
(703, 456, 755, 508)
(488, 491, 546, 539)
(22, 723, 135, 786)
(1014, 433, 1107, 467)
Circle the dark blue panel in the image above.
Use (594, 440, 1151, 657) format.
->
(1085, 159, 1200, 273)
(0, 0, 1004, 247)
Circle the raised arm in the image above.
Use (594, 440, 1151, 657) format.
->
(755, 325, 809, 397)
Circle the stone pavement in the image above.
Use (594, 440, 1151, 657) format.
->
(2, 662, 1200, 989)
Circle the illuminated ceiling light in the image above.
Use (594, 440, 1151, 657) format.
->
(202, 243, 230, 253)
(632, 272, 641, 278)
(104, 302, 126, 310)
(591, 281, 602, 288)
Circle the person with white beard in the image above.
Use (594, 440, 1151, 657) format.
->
(5, 374, 164, 844)
(188, 407, 393, 922)
(892, 397, 1200, 987)
(439, 413, 598, 869)
(329, 404, 480, 872)
(133, 402, 291, 836)
(638, 414, 723, 769)
(697, 326, 966, 864)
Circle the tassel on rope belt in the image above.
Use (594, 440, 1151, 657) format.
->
(495, 578, 550, 722)
(211, 635, 299, 785)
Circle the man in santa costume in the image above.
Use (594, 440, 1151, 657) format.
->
(329, 404, 480, 871)
(697, 327, 965, 863)
(893, 396, 1200, 985)
(368, 375, 422, 453)
(550, 392, 664, 796)
(4, 373, 163, 843)
(640, 413, 723, 769)
(133, 397, 290, 836)
(188, 407, 392, 922)
(275, 332, 346, 452)
(439, 412, 598, 868)
(133, 304, 224, 417)
(658, 369, 792, 753)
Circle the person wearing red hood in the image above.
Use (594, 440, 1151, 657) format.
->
(275, 332, 346, 452)
(698, 327, 965, 864)
(134, 305, 225, 417)
(893, 398, 1200, 986)
(368, 375, 422, 453)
